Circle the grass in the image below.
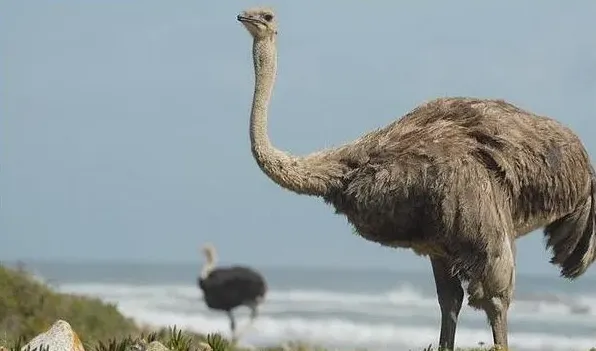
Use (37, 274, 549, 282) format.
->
(0, 264, 592, 351)
(6, 326, 492, 351)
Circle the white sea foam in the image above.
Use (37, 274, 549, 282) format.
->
(56, 282, 596, 351)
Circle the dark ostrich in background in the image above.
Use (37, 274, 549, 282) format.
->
(196, 243, 267, 343)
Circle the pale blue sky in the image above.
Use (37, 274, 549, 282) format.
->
(2, 1, 596, 276)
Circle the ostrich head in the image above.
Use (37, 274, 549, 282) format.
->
(237, 6, 277, 39)
(201, 243, 217, 265)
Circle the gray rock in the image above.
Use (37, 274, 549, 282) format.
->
(129, 340, 147, 351)
(145, 341, 170, 351)
(197, 342, 213, 351)
(21, 320, 85, 351)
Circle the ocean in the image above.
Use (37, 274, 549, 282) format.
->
(17, 262, 596, 351)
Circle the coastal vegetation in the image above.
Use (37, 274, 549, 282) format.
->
(1, 264, 590, 351)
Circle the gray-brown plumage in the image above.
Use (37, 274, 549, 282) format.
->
(236, 6, 596, 350)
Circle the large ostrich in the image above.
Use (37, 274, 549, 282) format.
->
(197, 243, 267, 343)
(235, 6, 596, 350)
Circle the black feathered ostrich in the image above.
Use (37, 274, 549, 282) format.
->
(196, 243, 267, 343)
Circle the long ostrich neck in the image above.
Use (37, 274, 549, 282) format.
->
(249, 36, 345, 197)
(200, 251, 216, 279)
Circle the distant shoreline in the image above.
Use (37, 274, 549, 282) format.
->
(4, 259, 590, 280)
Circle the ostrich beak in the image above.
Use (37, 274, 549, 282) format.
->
(237, 14, 261, 25)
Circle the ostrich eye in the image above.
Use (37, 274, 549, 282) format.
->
(263, 13, 273, 22)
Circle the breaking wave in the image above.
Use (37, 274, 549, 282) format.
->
(56, 282, 596, 351)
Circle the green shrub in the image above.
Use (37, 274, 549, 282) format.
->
(0, 264, 137, 346)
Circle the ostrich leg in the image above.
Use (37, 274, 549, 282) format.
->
(248, 303, 259, 326)
(469, 236, 516, 350)
(484, 241, 515, 350)
(226, 310, 238, 342)
(484, 296, 510, 348)
(235, 303, 259, 342)
(431, 257, 464, 351)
